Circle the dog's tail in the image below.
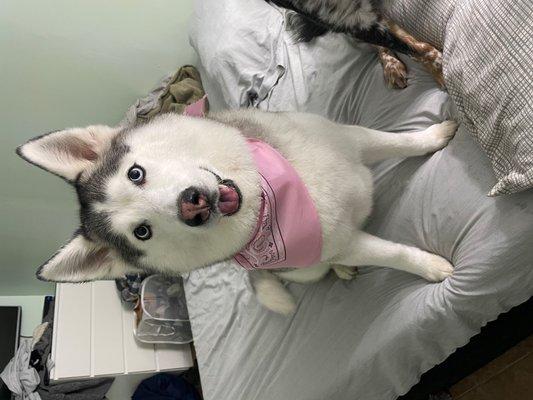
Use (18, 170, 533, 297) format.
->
(266, 0, 330, 42)
(286, 12, 329, 42)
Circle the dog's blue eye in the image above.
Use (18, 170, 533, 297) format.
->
(128, 165, 145, 184)
(134, 225, 151, 240)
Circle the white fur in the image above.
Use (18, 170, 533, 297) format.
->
(210, 111, 457, 314)
(19, 110, 458, 314)
(17, 125, 118, 182)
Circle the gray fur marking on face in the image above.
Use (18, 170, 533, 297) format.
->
(75, 130, 146, 269)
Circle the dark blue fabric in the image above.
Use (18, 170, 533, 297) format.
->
(132, 373, 200, 400)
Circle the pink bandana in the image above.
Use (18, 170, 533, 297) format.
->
(234, 139, 322, 270)
(183, 95, 208, 117)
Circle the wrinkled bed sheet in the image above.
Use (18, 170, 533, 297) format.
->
(182, 1, 533, 399)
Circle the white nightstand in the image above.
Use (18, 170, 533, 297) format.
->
(51, 281, 193, 382)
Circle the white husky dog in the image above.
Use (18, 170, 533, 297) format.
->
(18, 110, 457, 314)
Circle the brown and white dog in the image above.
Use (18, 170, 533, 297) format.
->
(266, 0, 444, 88)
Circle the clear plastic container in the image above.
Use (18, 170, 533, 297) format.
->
(134, 274, 193, 344)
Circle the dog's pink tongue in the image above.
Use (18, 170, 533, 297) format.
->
(218, 185, 239, 215)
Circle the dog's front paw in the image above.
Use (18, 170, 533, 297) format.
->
(424, 120, 458, 152)
(333, 265, 358, 280)
(255, 277, 297, 315)
(421, 254, 454, 282)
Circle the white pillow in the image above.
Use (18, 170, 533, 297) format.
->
(189, 0, 285, 111)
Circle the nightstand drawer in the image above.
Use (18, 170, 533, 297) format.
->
(52, 281, 193, 380)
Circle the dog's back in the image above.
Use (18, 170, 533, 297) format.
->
(266, 0, 386, 41)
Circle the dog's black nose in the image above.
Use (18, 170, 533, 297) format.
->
(178, 187, 211, 227)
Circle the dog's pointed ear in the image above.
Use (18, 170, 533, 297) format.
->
(37, 232, 141, 283)
(16, 125, 119, 182)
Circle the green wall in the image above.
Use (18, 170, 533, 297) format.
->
(0, 296, 46, 336)
(0, 0, 196, 295)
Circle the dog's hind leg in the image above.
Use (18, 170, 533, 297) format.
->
(351, 21, 444, 87)
(352, 120, 458, 164)
(337, 231, 453, 282)
(376, 46, 408, 89)
(332, 265, 358, 280)
(386, 21, 444, 87)
(350, 21, 417, 57)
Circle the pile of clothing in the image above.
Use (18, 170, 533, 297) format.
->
(0, 298, 114, 400)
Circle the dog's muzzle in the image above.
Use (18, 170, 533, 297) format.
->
(178, 182, 241, 227)
(178, 186, 211, 227)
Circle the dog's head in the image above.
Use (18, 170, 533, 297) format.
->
(17, 114, 261, 282)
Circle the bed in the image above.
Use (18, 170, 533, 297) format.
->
(170, 1, 533, 399)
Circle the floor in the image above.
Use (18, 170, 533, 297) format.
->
(106, 373, 155, 400)
(450, 335, 533, 399)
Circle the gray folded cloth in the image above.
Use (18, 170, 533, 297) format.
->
(0, 338, 41, 400)
(121, 65, 206, 127)
(38, 377, 114, 400)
